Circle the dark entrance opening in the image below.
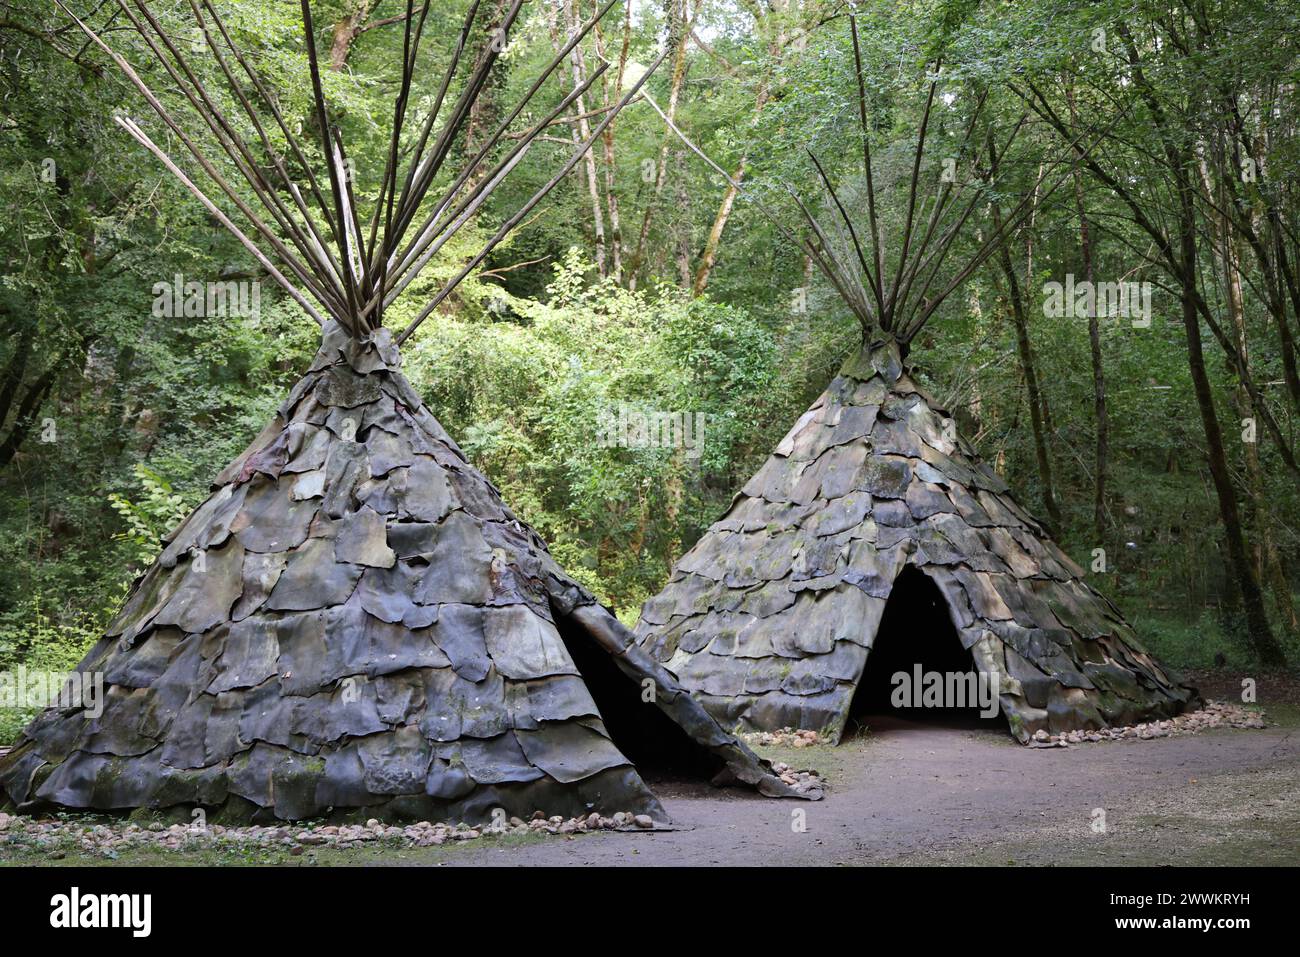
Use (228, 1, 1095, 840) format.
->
(844, 565, 1003, 738)
(552, 609, 725, 784)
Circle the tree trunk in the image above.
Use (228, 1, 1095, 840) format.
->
(626, 0, 697, 289)
(464, 0, 511, 162)
(1208, 161, 1300, 639)
(1175, 215, 1284, 664)
(692, 158, 745, 296)
(1066, 86, 1108, 541)
(1077, 178, 1108, 541)
(691, 7, 784, 297)
(329, 1, 372, 72)
(674, 152, 693, 287)
(592, 9, 632, 282)
(1108, 24, 1283, 662)
(0, 320, 34, 429)
(999, 250, 1059, 529)
(0, 349, 63, 472)
(1266, 222, 1300, 413)
(991, 198, 1059, 529)
(556, 0, 606, 275)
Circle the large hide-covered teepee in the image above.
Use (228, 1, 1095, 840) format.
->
(1, 323, 800, 821)
(634, 19, 1197, 743)
(0, 0, 809, 822)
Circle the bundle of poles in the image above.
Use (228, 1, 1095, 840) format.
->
(56, 0, 665, 343)
(786, 18, 1123, 348)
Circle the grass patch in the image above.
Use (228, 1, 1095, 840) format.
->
(1130, 612, 1237, 670)
(1261, 701, 1300, 729)
(751, 742, 853, 782)
(1128, 601, 1300, 672)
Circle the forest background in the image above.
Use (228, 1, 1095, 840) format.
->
(2, 0, 1298, 740)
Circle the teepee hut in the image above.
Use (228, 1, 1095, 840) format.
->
(0, 0, 810, 824)
(635, 22, 1197, 744)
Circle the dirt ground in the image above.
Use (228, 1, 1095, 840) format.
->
(432, 715, 1298, 867)
(4, 693, 1297, 867)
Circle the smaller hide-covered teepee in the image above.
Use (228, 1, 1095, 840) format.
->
(635, 18, 1197, 743)
(0, 1, 810, 823)
(637, 339, 1197, 743)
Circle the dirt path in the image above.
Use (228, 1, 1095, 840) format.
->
(4, 716, 1295, 867)
(433, 719, 1299, 867)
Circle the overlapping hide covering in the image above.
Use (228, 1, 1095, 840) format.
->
(636, 339, 1198, 743)
(0, 323, 808, 823)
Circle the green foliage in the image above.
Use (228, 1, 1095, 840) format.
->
(0, 589, 118, 745)
(107, 465, 198, 564)
(403, 250, 783, 611)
